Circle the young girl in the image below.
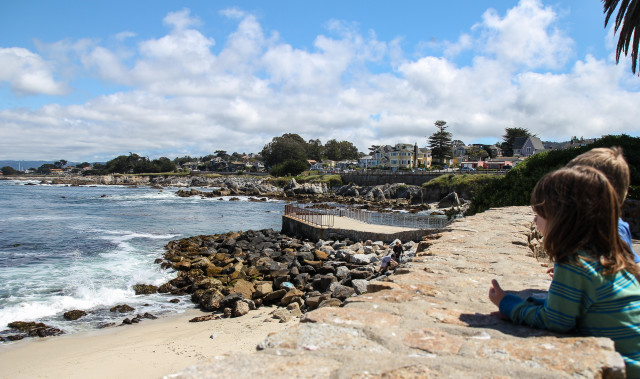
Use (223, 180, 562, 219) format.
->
(489, 165, 640, 377)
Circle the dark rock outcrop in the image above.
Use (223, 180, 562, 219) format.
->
(6, 321, 64, 338)
(133, 284, 158, 295)
(110, 304, 135, 313)
(63, 310, 87, 321)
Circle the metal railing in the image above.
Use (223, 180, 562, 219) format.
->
(284, 204, 335, 228)
(288, 204, 448, 229)
(330, 207, 448, 229)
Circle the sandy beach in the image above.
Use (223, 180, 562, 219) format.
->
(0, 306, 297, 379)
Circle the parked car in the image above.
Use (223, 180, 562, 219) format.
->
(460, 166, 476, 172)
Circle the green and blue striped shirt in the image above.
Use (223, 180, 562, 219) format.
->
(500, 253, 640, 378)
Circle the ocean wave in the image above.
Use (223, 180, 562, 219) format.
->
(97, 230, 180, 242)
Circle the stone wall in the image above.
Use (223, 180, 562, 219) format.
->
(341, 171, 505, 187)
(172, 206, 626, 378)
(341, 171, 443, 186)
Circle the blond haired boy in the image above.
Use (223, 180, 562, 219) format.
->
(566, 147, 639, 263)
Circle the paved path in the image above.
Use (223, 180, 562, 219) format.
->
(331, 216, 418, 233)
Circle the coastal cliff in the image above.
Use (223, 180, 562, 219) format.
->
(170, 206, 626, 378)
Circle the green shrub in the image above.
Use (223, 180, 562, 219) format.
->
(423, 173, 501, 199)
(269, 159, 309, 177)
(267, 176, 292, 187)
(327, 175, 343, 188)
(466, 134, 640, 215)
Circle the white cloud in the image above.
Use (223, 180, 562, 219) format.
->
(220, 7, 246, 20)
(115, 31, 136, 41)
(163, 8, 202, 31)
(0, 47, 67, 95)
(474, 0, 574, 70)
(1, 1, 639, 162)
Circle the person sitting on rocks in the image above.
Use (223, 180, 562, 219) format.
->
(377, 255, 397, 275)
(392, 240, 404, 263)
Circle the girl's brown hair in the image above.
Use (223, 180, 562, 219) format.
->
(531, 165, 638, 277)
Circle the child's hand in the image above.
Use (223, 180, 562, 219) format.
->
(489, 279, 505, 307)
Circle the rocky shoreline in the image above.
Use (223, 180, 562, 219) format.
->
(2, 175, 637, 344)
(4, 174, 470, 215)
(0, 229, 429, 342)
(153, 229, 429, 321)
(0, 175, 465, 343)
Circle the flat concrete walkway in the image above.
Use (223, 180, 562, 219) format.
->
(331, 216, 417, 233)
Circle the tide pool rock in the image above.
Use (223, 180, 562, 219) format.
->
(133, 284, 158, 295)
(63, 310, 87, 321)
(110, 304, 135, 313)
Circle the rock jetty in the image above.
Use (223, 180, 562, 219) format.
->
(156, 229, 414, 318)
(170, 206, 627, 378)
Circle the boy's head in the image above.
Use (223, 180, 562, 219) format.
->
(566, 146, 630, 202)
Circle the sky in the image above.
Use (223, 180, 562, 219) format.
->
(1, 0, 639, 162)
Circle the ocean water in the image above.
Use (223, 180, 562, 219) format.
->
(0, 179, 284, 336)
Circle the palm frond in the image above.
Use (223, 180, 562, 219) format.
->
(603, 0, 640, 74)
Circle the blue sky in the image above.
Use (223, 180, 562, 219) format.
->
(1, 0, 638, 162)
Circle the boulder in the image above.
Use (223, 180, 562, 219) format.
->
(313, 275, 337, 292)
(231, 279, 255, 300)
(262, 289, 287, 303)
(272, 308, 292, 323)
(7, 321, 63, 337)
(332, 285, 355, 300)
(318, 298, 342, 308)
(351, 253, 376, 265)
(219, 293, 243, 309)
(63, 310, 87, 321)
(438, 192, 461, 208)
(335, 266, 350, 280)
(280, 288, 304, 306)
(195, 277, 223, 290)
(351, 279, 369, 295)
(254, 281, 274, 298)
(157, 283, 174, 293)
(233, 301, 250, 317)
(286, 302, 303, 317)
(133, 284, 158, 295)
(173, 261, 192, 271)
(313, 249, 330, 261)
(110, 304, 135, 313)
(200, 289, 225, 311)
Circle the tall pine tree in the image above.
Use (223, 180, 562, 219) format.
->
(428, 120, 453, 165)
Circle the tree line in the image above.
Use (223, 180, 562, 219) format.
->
(260, 134, 359, 176)
(2, 127, 534, 177)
